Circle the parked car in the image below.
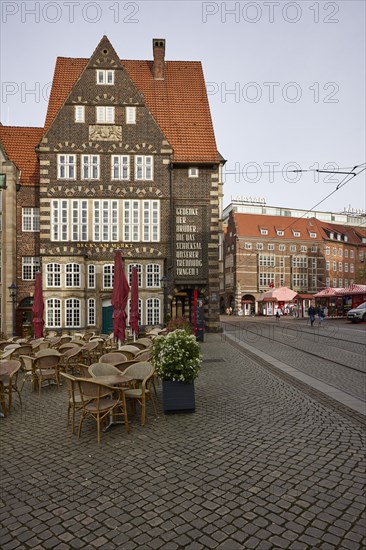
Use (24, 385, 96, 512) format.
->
(347, 302, 366, 322)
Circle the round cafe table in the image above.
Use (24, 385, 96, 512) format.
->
(90, 374, 134, 387)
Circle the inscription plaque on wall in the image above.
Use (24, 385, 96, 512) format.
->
(174, 206, 206, 280)
(89, 125, 122, 141)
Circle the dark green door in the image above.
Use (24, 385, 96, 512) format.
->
(102, 305, 113, 334)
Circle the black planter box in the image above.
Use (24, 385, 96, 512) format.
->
(162, 380, 195, 413)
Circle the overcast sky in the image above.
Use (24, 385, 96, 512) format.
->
(1, 0, 365, 214)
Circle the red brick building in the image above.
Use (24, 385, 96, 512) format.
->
(0, 37, 223, 337)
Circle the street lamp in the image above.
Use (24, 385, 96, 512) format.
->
(8, 283, 17, 337)
(160, 275, 168, 327)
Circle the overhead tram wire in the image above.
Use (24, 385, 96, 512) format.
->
(235, 163, 366, 261)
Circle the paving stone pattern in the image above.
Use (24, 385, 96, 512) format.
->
(1, 334, 365, 549)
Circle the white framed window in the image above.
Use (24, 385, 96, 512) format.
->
(309, 232, 317, 238)
(277, 230, 284, 236)
(82, 155, 100, 180)
(338, 278, 343, 287)
(93, 200, 118, 242)
(344, 278, 349, 287)
(188, 167, 199, 178)
(279, 244, 286, 252)
(259, 255, 275, 267)
(22, 257, 40, 281)
(279, 257, 285, 268)
(350, 264, 354, 273)
(103, 265, 114, 289)
(71, 200, 88, 241)
(244, 243, 252, 250)
(344, 263, 348, 273)
(333, 247, 337, 255)
(128, 264, 142, 287)
(290, 245, 297, 252)
(22, 208, 40, 232)
(268, 244, 274, 251)
(338, 249, 343, 257)
(344, 249, 349, 258)
(143, 200, 160, 242)
(292, 256, 308, 268)
(292, 274, 307, 288)
(147, 264, 161, 287)
(326, 261, 330, 270)
(339, 262, 343, 272)
(123, 200, 160, 242)
(325, 277, 330, 286)
(52, 200, 68, 241)
(111, 155, 130, 180)
(350, 250, 354, 258)
(96, 106, 115, 124)
(280, 274, 284, 286)
(96, 69, 114, 85)
(46, 263, 61, 287)
(57, 154, 76, 179)
(256, 243, 263, 250)
(311, 246, 318, 252)
(325, 247, 330, 255)
(135, 156, 153, 180)
(65, 264, 81, 287)
(333, 261, 337, 271)
(126, 106, 136, 124)
(333, 278, 337, 287)
(87, 298, 96, 326)
(260, 229, 268, 235)
(65, 298, 81, 328)
(46, 298, 61, 328)
(75, 106, 85, 123)
(259, 273, 274, 287)
(301, 245, 307, 252)
(88, 265, 96, 289)
(146, 298, 160, 325)
(293, 231, 300, 237)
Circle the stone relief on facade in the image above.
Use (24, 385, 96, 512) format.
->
(89, 125, 122, 141)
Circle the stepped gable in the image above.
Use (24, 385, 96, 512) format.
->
(0, 126, 43, 185)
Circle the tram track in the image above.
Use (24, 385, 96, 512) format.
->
(221, 319, 366, 376)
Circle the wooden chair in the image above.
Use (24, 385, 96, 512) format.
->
(123, 362, 157, 426)
(0, 360, 22, 411)
(76, 364, 93, 378)
(19, 355, 36, 390)
(88, 363, 122, 378)
(99, 352, 128, 370)
(77, 378, 129, 446)
(81, 341, 100, 365)
(60, 347, 83, 374)
(0, 380, 7, 417)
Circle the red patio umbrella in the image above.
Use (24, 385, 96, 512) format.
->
(130, 266, 140, 339)
(111, 250, 130, 344)
(32, 271, 44, 338)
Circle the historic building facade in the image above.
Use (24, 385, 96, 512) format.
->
(0, 37, 223, 337)
(223, 211, 366, 315)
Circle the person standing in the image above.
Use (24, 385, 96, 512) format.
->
(318, 307, 325, 326)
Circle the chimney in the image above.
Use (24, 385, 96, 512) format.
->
(152, 38, 166, 80)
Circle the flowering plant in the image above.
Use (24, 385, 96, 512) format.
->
(151, 329, 202, 383)
(166, 316, 192, 334)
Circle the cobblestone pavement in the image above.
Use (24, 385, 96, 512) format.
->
(221, 318, 366, 401)
(1, 334, 365, 550)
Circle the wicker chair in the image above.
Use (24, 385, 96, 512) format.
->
(99, 352, 128, 370)
(59, 372, 84, 434)
(77, 378, 129, 446)
(88, 363, 122, 378)
(0, 380, 7, 417)
(32, 349, 62, 395)
(0, 359, 22, 411)
(123, 362, 157, 426)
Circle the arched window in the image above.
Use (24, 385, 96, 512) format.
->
(87, 298, 96, 326)
(46, 263, 61, 287)
(65, 263, 81, 287)
(65, 298, 81, 327)
(46, 298, 61, 327)
(146, 298, 160, 325)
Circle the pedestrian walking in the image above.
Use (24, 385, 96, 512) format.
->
(308, 305, 316, 326)
(318, 307, 325, 326)
(275, 310, 281, 321)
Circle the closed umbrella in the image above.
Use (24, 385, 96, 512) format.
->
(130, 266, 140, 339)
(111, 250, 130, 345)
(32, 271, 44, 338)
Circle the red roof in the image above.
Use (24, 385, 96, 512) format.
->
(233, 213, 327, 241)
(44, 56, 219, 163)
(0, 126, 43, 185)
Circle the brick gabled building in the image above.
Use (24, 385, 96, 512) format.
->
(223, 211, 366, 316)
(0, 36, 223, 337)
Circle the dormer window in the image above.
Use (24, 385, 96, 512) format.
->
(337, 234, 341, 241)
(330, 232, 334, 239)
(344, 236, 348, 242)
(96, 70, 114, 85)
(75, 105, 85, 123)
(189, 167, 199, 178)
(293, 231, 300, 237)
(126, 106, 136, 124)
(277, 230, 284, 236)
(260, 228, 268, 235)
(309, 232, 317, 238)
